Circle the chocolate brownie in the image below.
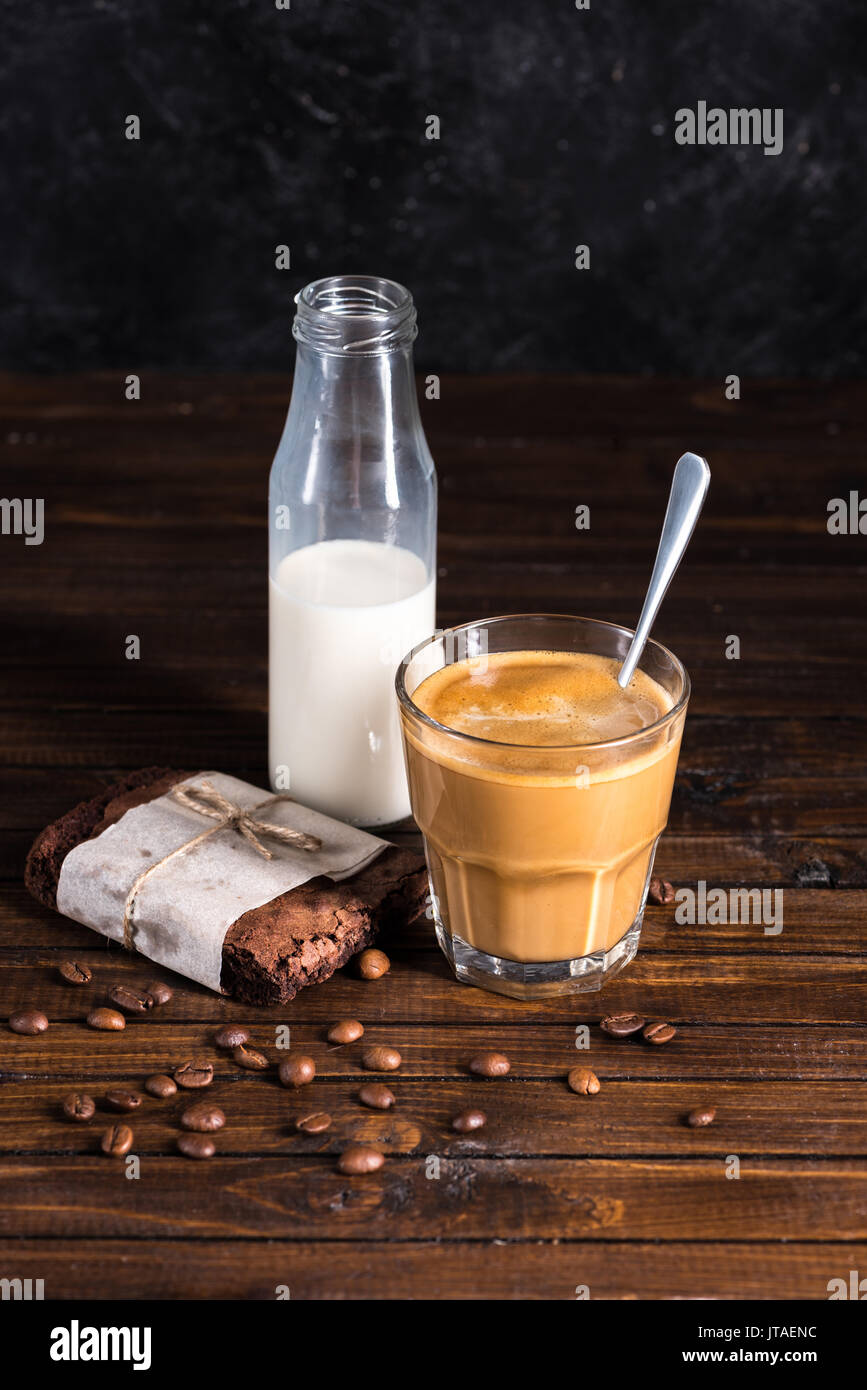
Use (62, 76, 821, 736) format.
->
(24, 767, 185, 912)
(25, 768, 427, 1005)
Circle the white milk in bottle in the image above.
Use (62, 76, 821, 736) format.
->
(269, 538, 435, 824)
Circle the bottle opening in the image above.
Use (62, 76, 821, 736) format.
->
(293, 275, 417, 354)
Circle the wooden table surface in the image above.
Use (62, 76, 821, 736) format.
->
(1, 372, 865, 1300)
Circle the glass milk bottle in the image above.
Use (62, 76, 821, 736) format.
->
(269, 275, 437, 826)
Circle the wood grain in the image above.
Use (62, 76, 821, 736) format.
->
(2, 884, 866, 953)
(1, 1077, 864, 1157)
(1, 371, 865, 1300)
(2, 949, 864, 1023)
(1, 1156, 864, 1242)
(0, 1238, 860, 1300)
(3, 1021, 866, 1080)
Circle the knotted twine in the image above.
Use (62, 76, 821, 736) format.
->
(121, 779, 322, 950)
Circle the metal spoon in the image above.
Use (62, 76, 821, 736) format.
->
(618, 452, 711, 688)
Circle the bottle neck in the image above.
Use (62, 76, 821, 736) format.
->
(272, 279, 436, 586)
(287, 275, 424, 458)
(290, 340, 423, 453)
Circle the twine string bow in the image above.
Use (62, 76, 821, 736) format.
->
(121, 779, 322, 950)
(170, 780, 322, 858)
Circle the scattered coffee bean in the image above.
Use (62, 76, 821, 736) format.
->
(181, 1101, 226, 1133)
(100, 1123, 134, 1157)
(173, 1059, 214, 1089)
(295, 1111, 332, 1134)
(648, 877, 675, 906)
(643, 1021, 677, 1045)
(469, 1051, 510, 1078)
(327, 1018, 364, 1045)
(361, 1044, 402, 1072)
(452, 1108, 487, 1133)
(278, 1055, 316, 1087)
(358, 1082, 395, 1110)
(687, 1105, 716, 1127)
(600, 1012, 645, 1038)
(107, 983, 154, 1015)
(58, 960, 92, 986)
(357, 948, 390, 980)
(567, 1066, 601, 1095)
(338, 1146, 385, 1174)
(232, 1043, 269, 1071)
(62, 1091, 95, 1122)
(144, 1074, 177, 1099)
(8, 1007, 49, 1036)
(86, 1006, 125, 1032)
(144, 980, 173, 1005)
(104, 1087, 142, 1113)
(214, 1024, 250, 1050)
(177, 1133, 215, 1159)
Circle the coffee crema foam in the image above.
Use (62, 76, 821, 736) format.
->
(413, 650, 673, 748)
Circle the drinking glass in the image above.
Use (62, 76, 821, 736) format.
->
(396, 615, 689, 998)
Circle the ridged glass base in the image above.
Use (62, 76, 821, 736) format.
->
(435, 917, 643, 999)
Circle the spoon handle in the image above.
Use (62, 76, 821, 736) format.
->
(618, 452, 711, 689)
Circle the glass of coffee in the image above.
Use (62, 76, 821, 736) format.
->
(396, 615, 689, 998)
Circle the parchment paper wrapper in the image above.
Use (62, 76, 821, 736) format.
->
(56, 772, 388, 993)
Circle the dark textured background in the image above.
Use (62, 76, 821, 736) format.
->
(2, 0, 864, 375)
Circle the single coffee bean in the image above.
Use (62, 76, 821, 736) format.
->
(278, 1054, 316, 1087)
(101, 1123, 134, 1157)
(181, 1101, 226, 1133)
(104, 1087, 142, 1113)
(687, 1105, 716, 1127)
(62, 1091, 95, 1122)
(144, 980, 173, 1005)
(173, 1059, 214, 1089)
(643, 1021, 677, 1045)
(144, 1074, 177, 1099)
(327, 1018, 364, 1044)
(58, 960, 92, 986)
(358, 1082, 395, 1110)
(295, 1111, 332, 1134)
(86, 1006, 125, 1032)
(648, 877, 675, 906)
(361, 1044, 402, 1072)
(8, 1007, 49, 1035)
(600, 1012, 645, 1038)
(232, 1043, 269, 1071)
(357, 948, 390, 980)
(107, 983, 154, 1014)
(338, 1145, 385, 1175)
(452, 1108, 487, 1133)
(568, 1065, 601, 1095)
(177, 1133, 215, 1159)
(215, 1024, 250, 1050)
(469, 1051, 510, 1078)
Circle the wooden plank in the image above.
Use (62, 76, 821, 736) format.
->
(2, 1023, 865, 1082)
(1, 950, 865, 1024)
(1, 1156, 864, 1242)
(0, 715, 864, 840)
(4, 885, 865, 954)
(2, 368, 864, 439)
(0, 1237, 860, 1299)
(0, 1078, 864, 1157)
(0, 660, 864, 722)
(2, 493, 864, 571)
(2, 558, 864, 610)
(2, 715, 865, 781)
